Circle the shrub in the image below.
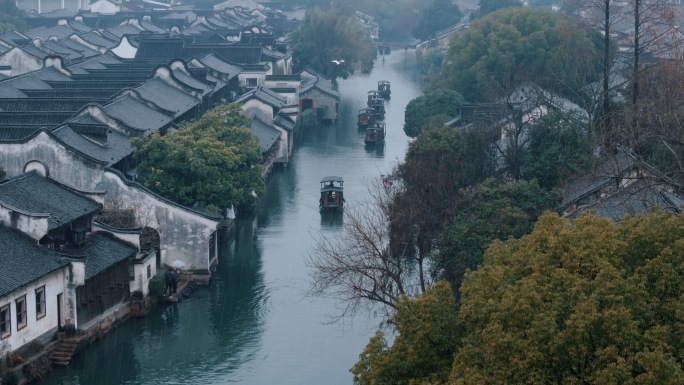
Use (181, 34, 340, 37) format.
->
(148, 275, 165, 298)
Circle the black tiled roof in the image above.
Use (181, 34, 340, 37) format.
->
(24, 26, 78, 40)
(0, 126, 43, 141)
(251, 117, 280, 153)
(78, 32, 118, 49)
(53, 124, 134, 166)
(0, 112, 72, 126)
(198, 52, 242, 77)
(58, 38, 100, 58)
(135, 39, 185, 59)
(0, 226, 68, 297)
(43, 40, 84, 62)
(569, 178, 684, 222)
(0, 98, 101, 112)
(22, 89, 117, 99)
(103, 95, 174, 133)
(84, 231, 137, 279)
(46, 80, 143, 89)
(0, 171, 102, 230)
(136, 78, 200, 117)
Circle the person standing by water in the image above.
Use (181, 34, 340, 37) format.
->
(164, 268, 174, 296)
(171, 268, 179, 294)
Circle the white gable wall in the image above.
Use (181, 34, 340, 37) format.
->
(99, 171, 220, 273)
(0, 47, 43, 77)
(0, 132, 106, 191)
(241, 98, 274, 122)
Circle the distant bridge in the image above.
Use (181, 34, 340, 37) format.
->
(372, 41, 418, 55)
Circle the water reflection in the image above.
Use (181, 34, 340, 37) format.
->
(320, 210, 344, 228)
(364, 143, 385, 157)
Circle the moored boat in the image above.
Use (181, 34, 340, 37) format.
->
(368, 98, 385, 120)
(378, 80, 391, 98)
(358, 107, 376, 128)
(364, 122, 386, 146)
(367, 90, 380, 106)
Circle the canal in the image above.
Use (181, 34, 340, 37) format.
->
(43, 49, 423, 385)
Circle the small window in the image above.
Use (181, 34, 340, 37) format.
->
(35, 286, 46, 320)
(16, 296, 27, 330)
(247, 78, 258, 87)
(147, 264, 152, 279)
(0, 304, 10, 339)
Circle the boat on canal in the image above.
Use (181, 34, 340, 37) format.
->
(319, 176, 345, 211)
(368, 97, 385, 120)
(358, 107, 376, 128)
(378, 80, 391, 98)
(367, 90, 380, 105)
(364, 122, 386, 146)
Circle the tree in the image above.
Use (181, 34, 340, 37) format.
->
(289, 7, 376, 80)
(438, 8, 601, 103)
(391, 126, 497, 293)
(435, 179, 559, 292)
(452, 212, 684, 384)
(412, 0, 462, 41)
(307, 177, 428, 322)
(0, 0, 26, 33)
(353, 211, 684, 385)
(403, 89, 467, 138)
(131, 104, 265, 213)
(520, 111, 595, 189)
(351, 281, 462, 385)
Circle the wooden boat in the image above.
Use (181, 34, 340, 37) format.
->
(378, 80, 391, 98)
(364, 122, 386, 146)
(357, 107, 376, 128)
(368, 98, 385, 120)
(367, 90, 381, 106)
(319, 176, 344, 211)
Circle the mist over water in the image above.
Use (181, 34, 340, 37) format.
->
(42, 49, 423, 385)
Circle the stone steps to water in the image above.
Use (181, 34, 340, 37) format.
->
(51, 336, 81, 367)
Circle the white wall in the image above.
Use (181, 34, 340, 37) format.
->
(0, 268, 68, 353)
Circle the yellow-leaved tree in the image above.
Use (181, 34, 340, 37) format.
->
(353, 211, 684, 385)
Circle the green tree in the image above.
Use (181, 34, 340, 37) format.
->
(289, 7, 376, 80)
(403, 89, 467, 138)
(520, 111, 594, 189)
(131, 104, 265, 213)
(438, 8, 601, 102)
(0, 0, 26, 32)
(390, 126, 496, 292)
(451, 212, 684, 384)
(435, 179, 559, 291)
(351, 281, 462, 385)
(412, 0, 462, 41)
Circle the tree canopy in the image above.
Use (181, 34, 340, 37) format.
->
(403, 89, 467, 138)
(0, 0, 26, 33)
(454, 211, 684, 384)
(131, 104, 265, 213)
(289, 7, 376, 79)
(435, 179, 559, 290)
(412, 0, 462, 41)
(437, 8, 601, 102)
(354, 211, 684, 384)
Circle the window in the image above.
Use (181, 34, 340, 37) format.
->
(16, 296, 26, 330)
(247, 78, 258, 87)
(0, 304, 10, 339)
(35, 286, 46, 320)
(147, 264, 152, 279)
